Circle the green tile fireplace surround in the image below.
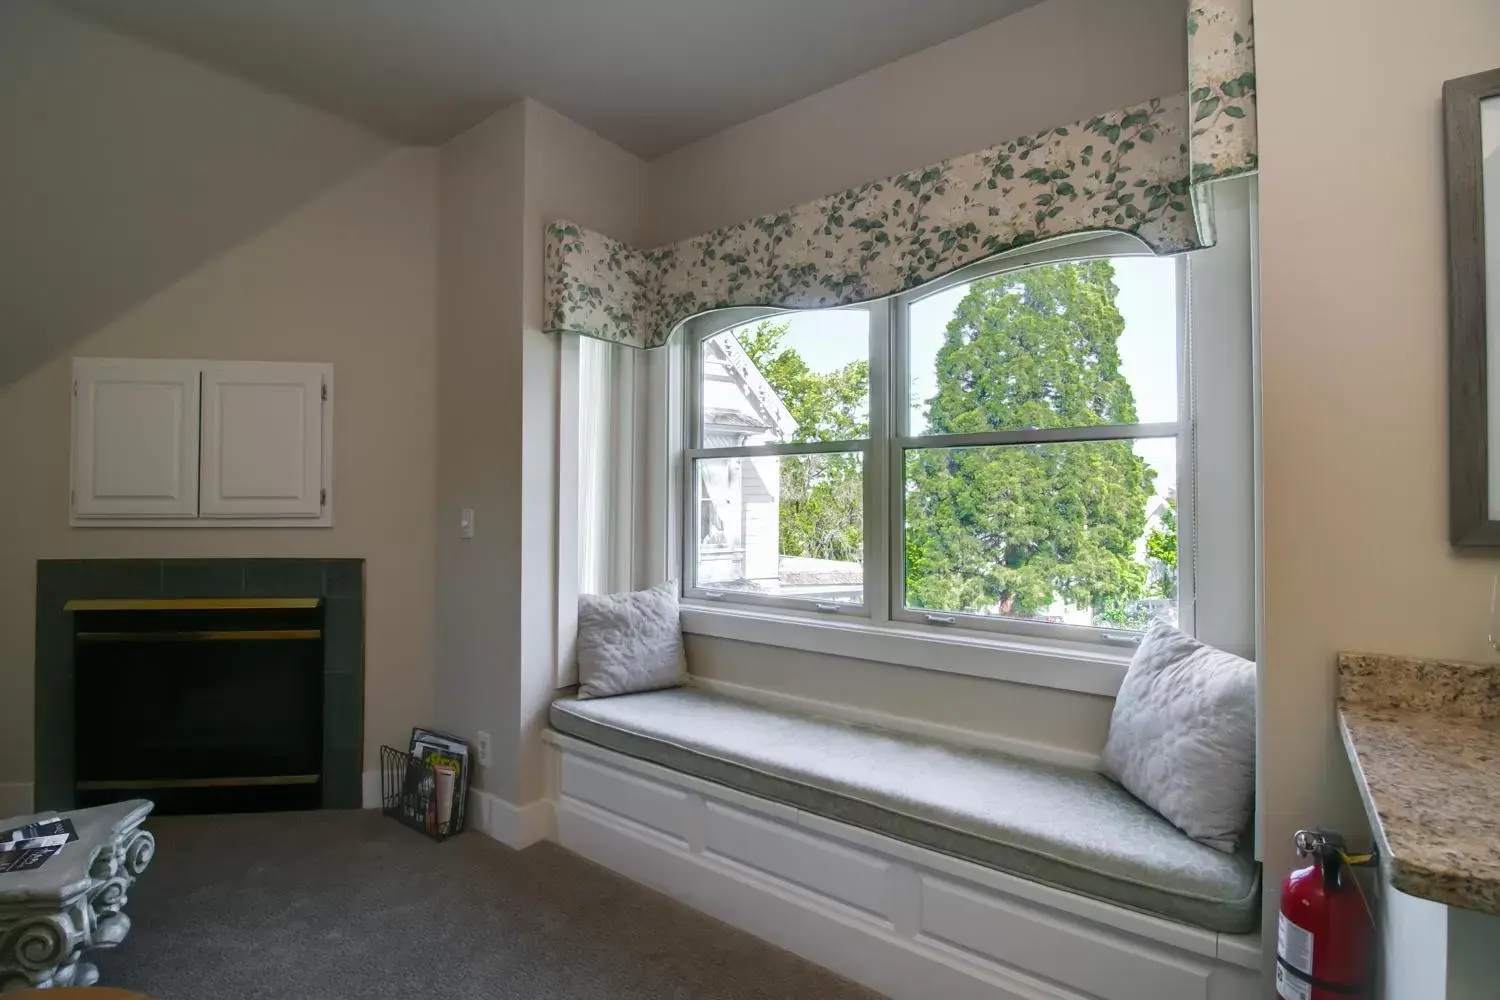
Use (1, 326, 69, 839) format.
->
(33, 558, 365, 811)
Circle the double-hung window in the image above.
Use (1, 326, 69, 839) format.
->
(680, 226, 1245, 652)
(561, 181, 1254, 691)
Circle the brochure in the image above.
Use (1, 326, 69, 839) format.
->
(0, 816, 78, 875)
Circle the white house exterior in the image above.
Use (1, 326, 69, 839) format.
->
(696, 330, 862, 602)
(696, 331, 794, 591)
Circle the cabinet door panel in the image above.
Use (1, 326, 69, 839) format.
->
(72, 359, 201, 517)
(200, 363, 326, 518)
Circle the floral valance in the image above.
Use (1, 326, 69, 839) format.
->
(546, 0, 1255, 350)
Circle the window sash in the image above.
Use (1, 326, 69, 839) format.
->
(887, 434, 1179, 646)
(680, 237, 1190, 645)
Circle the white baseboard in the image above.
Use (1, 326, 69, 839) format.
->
(362, 769, 381, 809)
(469, 788, 555, 849)
(0, 783, 34, 817)
(549, 735, 1261, 1000)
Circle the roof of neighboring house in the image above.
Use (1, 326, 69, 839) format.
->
(778, 555, 863, 586)
(703, 407, 777, 431)
(705, 332, 798, 441)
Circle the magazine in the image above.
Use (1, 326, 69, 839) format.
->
(0, 816, 78, 875)
(408, 727, 470, 833)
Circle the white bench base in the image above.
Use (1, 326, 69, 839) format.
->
(545, 732, 1260, 1000)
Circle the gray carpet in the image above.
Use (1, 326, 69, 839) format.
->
(97, 810, 883, 999)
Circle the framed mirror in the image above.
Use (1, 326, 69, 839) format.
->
(1447, 67, 1500, 547)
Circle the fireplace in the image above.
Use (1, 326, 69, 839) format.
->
(34, 559, 364, 813)
(73, 600, 325, 813)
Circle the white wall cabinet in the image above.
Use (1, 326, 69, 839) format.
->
(71, 358, 332, 526)
(199, 363, 325, 518)
(71, 359, 202, 518)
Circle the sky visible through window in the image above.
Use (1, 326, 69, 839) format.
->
(757, 256, 1179, 505)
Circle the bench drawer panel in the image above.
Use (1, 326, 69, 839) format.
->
(920, 876, 1212, 1000)
(705, 801, 890, 919)
(561, 753, 689, 842)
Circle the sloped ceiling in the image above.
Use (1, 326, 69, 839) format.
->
(0, 0, 390, 387)
(48, 0, 1040, 158)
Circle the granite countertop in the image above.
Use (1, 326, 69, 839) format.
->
(1338, 652, 1500, 915)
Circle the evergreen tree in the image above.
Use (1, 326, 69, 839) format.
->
(732, 260, 1161, 621)
(905, 260, 1156, 618)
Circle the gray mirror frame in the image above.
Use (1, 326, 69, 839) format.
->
(1446, 67, 1500, 548)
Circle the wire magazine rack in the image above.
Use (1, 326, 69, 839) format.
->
(380, 744, 467, 841)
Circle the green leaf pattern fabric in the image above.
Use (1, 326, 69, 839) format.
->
(544, 223, 654, 347)
(1188, 0, 1257, 183)
(547, 96, 1196, 349)
(545, 2, 1255, 349)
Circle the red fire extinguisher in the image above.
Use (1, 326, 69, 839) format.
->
(1276, 829, 1374, 1000)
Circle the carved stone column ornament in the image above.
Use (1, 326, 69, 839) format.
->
(0, 800, 154, 992)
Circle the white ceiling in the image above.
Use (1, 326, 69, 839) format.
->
(49, 0, 1043, 158)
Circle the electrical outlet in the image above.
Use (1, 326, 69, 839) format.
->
(476, 730, 491, 767)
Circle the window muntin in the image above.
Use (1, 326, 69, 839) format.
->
(683, 246, 1184, 643)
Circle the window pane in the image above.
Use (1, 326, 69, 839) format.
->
(902, 438, 1176, 631)
(700, 310, 869, 446)
(906, 258, 1177, 434)
(693, 452, 863, 604)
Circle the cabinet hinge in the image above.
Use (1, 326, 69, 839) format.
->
(320, 488, 327, 507)
(72, 379, 78, 397)
(321, 382, 328, 402)
(70, 488, 75, 506)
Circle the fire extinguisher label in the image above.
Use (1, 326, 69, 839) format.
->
(1277, 913, 1314, 974)
(1276, 913, 1315, 1000)
(1275, 961, 1311, 1000)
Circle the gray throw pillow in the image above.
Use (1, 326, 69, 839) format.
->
(1101, 621, 1256, 853)
(576, 582, 686, 700)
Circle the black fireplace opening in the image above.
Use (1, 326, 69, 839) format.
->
(73, 603, 325, 814)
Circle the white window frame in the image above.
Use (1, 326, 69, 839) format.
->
(572, 179, 1256, 696)
(680, 233, 1190, 648)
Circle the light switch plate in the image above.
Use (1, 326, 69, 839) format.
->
(460, 508, 474, 539)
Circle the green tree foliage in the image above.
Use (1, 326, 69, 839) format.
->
(1145, 496, 1177, 598)
(731, 261, 1160, 623)
(737, 322, 868, 442)
(904, 260, 1156, 618)
(736, 322, 867, 561)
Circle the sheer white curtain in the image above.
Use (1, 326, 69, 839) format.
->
(576, 335, 631, 596)
(556, 333, 638, 688)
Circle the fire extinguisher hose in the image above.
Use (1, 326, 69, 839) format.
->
(1336, 850, 1376, 927)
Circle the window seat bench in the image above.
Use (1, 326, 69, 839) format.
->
(548, 686, 1260, 936)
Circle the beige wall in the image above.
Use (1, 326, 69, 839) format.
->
(434, 98, 645, 803)
(0, 0, 388, 386)
(644, 0, 1187, 245)
(434, 101, 528, 798)
(0, 149, 440, 788)
(517, 100, 647, 802)
(1256, 0, 1500, 952)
